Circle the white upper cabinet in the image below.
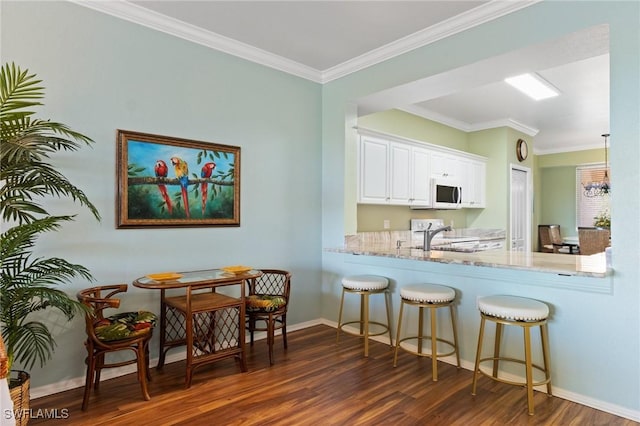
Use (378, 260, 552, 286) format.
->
(410, 146, 431, 206)
(357, 130, 485, 209)
(358, 136, 431, 206)
(358, 135, 389, 204)
(461, 159, 486, 208)
(430, 151, 463, 180)
(388, 142, 411, 204)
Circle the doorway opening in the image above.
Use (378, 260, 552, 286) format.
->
(510, 165, 532, 251)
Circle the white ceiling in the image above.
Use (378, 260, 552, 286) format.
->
(75, 0, 610, 154)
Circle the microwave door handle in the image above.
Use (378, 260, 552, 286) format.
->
(456, 186, 462, 205)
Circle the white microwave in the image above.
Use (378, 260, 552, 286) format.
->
(432, 178, 463, 209)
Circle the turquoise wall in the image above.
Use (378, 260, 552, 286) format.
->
(1, 1, 323, 389)
(3, 0, 639, 419)
(322, 0, 639, 416)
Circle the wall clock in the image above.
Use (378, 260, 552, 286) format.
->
(516, 138, 528, 162)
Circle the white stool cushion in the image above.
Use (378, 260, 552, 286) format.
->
(341, 275, 388, 291)
(400, 284, 455, 303)
(478, 295, 549, 321)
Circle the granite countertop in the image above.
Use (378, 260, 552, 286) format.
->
(330, 238, 608, 278)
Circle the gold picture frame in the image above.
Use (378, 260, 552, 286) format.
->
(116, 130, 240, 228)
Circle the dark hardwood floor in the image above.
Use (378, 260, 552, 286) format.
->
(29, 325, 637, 425)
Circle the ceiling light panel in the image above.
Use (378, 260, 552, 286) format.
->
(505, 73, 560, 101)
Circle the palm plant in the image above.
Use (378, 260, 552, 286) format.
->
(1, 63, 101, 370)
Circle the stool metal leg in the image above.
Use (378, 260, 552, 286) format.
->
(359, 293, 365, 335)
(363, 292, 370, 357)
(417, 306, 424, 354)
(524, 325, 534, 415)
(336, 288, 346, 344)
(384, 290, 393, 348)
(541, 323, 553, 395)
(471, 316, 486, 395)
(430, 306, 438, 381)
(393, 300, 405, 367)
(492, 322, 503, 377)
(449, 305, 461, 368)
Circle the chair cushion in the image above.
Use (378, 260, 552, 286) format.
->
(400, 284, 455, 303)
(94, 311, 157, 341)
(477, 295, 549, 321)
(246, 295, 287, 313)
(341, 275, 388, 291)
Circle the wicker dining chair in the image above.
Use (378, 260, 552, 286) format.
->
(578, 227, 611, 255)
(77, 284, 157, 411)
(245, 270, 291, 365)
(538, 225, 568, 253)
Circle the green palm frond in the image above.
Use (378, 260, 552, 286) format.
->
(1, 63, 100, 371)
(0, 159, 99, 222)
(0, 62, 43, 118)
(1, 117, 92, 157)
(0, 62, 100, 224)
(2, 322, 54, 371)
(1, 217, 69, 261)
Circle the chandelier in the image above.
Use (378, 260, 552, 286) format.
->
(583, 133, 611, 197)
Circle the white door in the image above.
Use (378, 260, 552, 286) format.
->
(510, 166, 531, 251)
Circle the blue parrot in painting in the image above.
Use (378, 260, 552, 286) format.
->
(200, 162, 216, 215)
(170, 156, 190, 218)
(154, 160, 173, 215)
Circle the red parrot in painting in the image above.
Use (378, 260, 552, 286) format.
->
(200, 162, 216, 215)
(154, 160, 173, 214)
(170, 156, 190, 218)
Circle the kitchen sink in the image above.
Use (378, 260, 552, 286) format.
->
(410, 240, 503, 252)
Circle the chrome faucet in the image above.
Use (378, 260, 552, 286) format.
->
(424, 225, 452, 251)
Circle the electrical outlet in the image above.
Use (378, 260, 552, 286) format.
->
(383, 219, 390, 229)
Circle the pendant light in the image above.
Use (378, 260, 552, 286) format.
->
(583, 133, 611, 197)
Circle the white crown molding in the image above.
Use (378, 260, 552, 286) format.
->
(70, 0, 540, 84)
(534, 143, 604, 156)
(400, 105, 540, 137)
(399, 105, 473, 132)
(321, 0, 542, 83)
(468, 118, 539, 136)
(69, 0, 323, 82)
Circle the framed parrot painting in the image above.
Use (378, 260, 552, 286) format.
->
(116, 130, 240, 228)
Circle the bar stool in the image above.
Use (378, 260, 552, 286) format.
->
(393, 284, 460, 381)
(471, 295, 552, 415)
(336, 275, 392, 357)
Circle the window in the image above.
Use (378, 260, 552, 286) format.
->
(576, 165, 610, 227)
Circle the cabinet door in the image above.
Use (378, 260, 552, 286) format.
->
(410, 147, 431, 206)
(430, 151, 460, 179)
(463, 159, 486, 208)
(389, 142, 411, 204)
(471, 160, 486, 207)
(359, 136, 389, 204)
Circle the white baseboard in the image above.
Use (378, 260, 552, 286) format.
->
(31, 318, 639, 422)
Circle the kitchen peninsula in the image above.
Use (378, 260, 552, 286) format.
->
(323, 229, 615, 413)
(326, 228, 611, 297)
(331, 240, 608, 278)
